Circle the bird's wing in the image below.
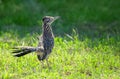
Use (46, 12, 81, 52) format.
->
(38, 35, 43, 47)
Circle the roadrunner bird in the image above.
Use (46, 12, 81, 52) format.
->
(12, 16, 59, 66)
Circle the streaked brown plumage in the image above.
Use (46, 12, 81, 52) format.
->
(12, 16, 59, 64)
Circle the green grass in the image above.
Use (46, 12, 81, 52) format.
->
(0, 0, 120, 79)
(0, 32, 120, 79)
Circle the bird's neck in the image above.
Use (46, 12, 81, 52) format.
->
(42, 23, 53, 37)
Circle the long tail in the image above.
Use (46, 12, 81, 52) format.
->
(12, 46, 43, 57)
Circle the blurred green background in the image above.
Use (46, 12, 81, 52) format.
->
(0, 0, 120, 37)
(0, 0, 120, 78)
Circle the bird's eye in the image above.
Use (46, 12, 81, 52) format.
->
(42, 18, 45, 22)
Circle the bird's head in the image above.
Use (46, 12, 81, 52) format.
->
(42, 16, 59, 24)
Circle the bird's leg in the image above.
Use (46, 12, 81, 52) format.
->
(40, 60, 44, 68)
(46, 58, 49, 67)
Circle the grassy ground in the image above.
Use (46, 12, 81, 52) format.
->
(0, 32, 120, 79)
(0, 0, 120, 79)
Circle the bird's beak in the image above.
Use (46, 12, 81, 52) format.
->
(49, 16, 59, 24)
(54, 16, 59, 20)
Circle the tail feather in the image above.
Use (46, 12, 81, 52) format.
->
(14, 50, 33, 57)
(12, 46, 44, 57)
(12, 49, 26, 53)
(12, 46, 37, 57)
